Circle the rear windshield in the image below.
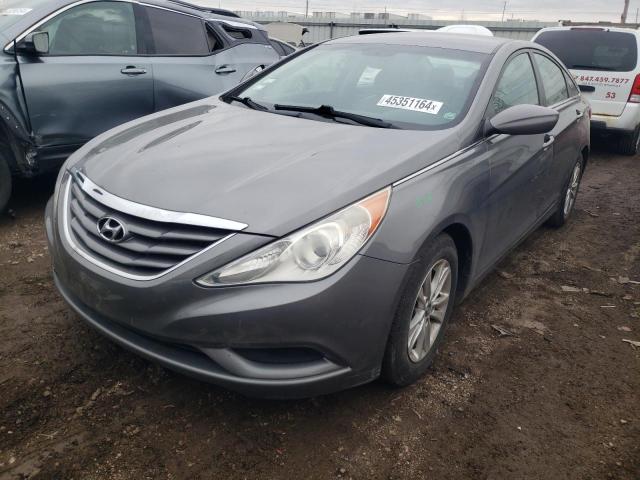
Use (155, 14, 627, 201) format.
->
(236, 43, 488, 130)
(535, 30, 637, 72)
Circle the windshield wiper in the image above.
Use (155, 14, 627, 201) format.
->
(226, 95, 268, 111)
(273, 104, 396, 129)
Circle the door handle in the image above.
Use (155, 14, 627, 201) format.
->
(215, 65, 237, 75)
(543, 134, 555, 149)
(120, 66, 147, 76)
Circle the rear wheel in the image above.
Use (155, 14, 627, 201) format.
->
(617, 126, 640, 156)
(382, 234, 458, 387)
(0, 150, 11, 215)
(547, 158, 583, 228)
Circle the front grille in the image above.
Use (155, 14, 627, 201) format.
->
(66, 177, 231, 277)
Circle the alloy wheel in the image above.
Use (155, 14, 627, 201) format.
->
(563, 163, 581, 218)
(407, 259, 452, 363)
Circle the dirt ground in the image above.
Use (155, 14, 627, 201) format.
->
(0, 141, 638, 480)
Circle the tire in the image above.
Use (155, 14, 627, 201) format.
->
(382, 234, 458, 387)
(0, 150, 11, 215)
(547, 157, 584, 228)
(617, 127, 640, 156)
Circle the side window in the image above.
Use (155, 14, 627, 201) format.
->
(533, 53, 569, 105)
(279, 41, 296, 56)
(489, 53, 539, 116)
(40, 1, 137, 55)
(205, 24, 224, 52)
(144, 7, 208, 55)
(269, 40, 285, 56)
(564, 70, 579, 97)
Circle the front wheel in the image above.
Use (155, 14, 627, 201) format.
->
(0, 150, 11, 215)
(382, 234, 458, 387)
(547, 158, 583, 228)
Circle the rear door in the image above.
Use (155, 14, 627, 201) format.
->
(138, 5, 238, 111)
(534, 29, 638, 116)
(138, 6, 277, 112)
(531, 52, 584, 216)
(17, 1, 154, 148)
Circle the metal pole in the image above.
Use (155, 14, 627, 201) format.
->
(621, 0, 630, 23)
(635, 6, 638, 23)
(501, 1, 507, 22)
(305, 0, 309, 18)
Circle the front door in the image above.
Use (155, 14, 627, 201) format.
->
(17, 1, 154, 148)
(479, 51, 551, 272)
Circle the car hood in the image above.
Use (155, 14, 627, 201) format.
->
(70, 99, 460, 237)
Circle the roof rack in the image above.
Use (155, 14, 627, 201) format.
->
(164, 0, 240, 17)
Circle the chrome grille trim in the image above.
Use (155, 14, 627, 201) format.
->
(61, 175, 237, 281)
(72, 169, 247, 231)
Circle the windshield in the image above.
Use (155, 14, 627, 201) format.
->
(236, 43, 488, 130)
(535, 30, 637, 72)
(0, 0, 49, 31)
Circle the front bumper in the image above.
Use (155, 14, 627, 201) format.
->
(591, 103, 640, 133)
(46, 199, 409, 398)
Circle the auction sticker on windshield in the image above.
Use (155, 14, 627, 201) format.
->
(377, 95, 443, 115)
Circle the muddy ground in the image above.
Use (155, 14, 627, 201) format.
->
(0, 142, 638, 479)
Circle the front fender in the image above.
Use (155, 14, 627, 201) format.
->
(361, 142, 490, 277)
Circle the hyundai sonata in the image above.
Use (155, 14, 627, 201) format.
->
(46, 32, 590, 398)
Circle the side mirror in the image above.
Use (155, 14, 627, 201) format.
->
(487, 104, 559, 136)
(15, 31, 49, 56)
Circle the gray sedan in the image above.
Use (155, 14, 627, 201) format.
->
(46, 32, 590, 398)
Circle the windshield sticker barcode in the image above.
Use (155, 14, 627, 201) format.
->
(377, 95, 443, 115)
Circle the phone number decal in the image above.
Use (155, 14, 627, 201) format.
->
(573, 74, 630, 87)
(377, 95, 443, 115)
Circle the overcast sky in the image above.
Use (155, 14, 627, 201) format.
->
(207, 0, 638, 22)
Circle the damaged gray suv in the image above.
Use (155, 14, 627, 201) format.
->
(46, 32, 590, 398)
(0, 0, 278, 213)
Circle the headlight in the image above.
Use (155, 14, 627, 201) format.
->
(196, 187, 391, 287)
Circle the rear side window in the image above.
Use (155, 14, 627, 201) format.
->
(535, 30, 638, 72)
(490, 53, 539, 116)
(269, 39, 285, 56)
(279, 41, 296, 56)
(533, 53, 569, 105)
(40, 1, 137, 55)
(564, 70, 579, 97)
(144, 7, 208, 55)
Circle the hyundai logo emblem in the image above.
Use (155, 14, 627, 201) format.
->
(97, 216, 127, 243)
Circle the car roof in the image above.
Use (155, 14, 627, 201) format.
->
(328, 31, 511, 54)
(535, 25, 640, 36)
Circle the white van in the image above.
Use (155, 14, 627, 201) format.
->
(532, 26, 640, 155)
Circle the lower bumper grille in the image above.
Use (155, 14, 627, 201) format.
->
(65, 173, 234, 277)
